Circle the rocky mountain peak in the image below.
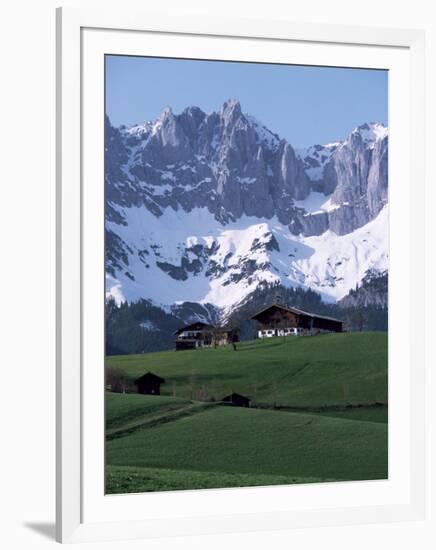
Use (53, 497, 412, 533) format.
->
(105, 104, 389, 316)
(106, 103, 388, 240)
(159, 105, 174, 120)
(351, 122, 388, 147)
(220, 98, 242, 121)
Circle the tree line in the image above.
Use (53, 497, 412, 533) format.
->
(105, 278, 388, 356)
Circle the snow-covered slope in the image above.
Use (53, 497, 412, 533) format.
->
(106, 203, 388, 315)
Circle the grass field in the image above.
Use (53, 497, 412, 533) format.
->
(105, 332, 388, 493)
(106, 465, 331, 494)
(106, 332, 388, 407)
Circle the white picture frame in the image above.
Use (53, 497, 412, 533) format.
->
(56, 6, 426, 543)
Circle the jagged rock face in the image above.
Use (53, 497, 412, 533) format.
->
(289, 211, 329, 237)
(329, 130, 388, 230)
(367, 136, 388, 218)
(295, 123, 388, 236)
(106, 100, 312, 225)
(106, 104, 387, 237)
(105, 101, 389, 315)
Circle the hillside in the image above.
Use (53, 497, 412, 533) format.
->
(106, 332, 387, 407)
(105, 284, 388, 355)
(106, 331, 388, 493)
(106, 403, 387, 492)
(339, 270, 388, 309)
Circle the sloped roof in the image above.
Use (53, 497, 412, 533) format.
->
(222, 392, 251, 402)
(174, 321, 216, 336)
(134, 371, 166, 384)
(250, 303, 342, 323)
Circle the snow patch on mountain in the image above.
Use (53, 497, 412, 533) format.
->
(296, 143, 339, 181)
(294, 205, 388, 297)
(293, 192, 340, 215)
(139, 320, 159, 330)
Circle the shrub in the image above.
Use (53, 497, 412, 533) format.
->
(105, 365, 135, 393)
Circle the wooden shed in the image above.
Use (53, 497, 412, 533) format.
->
(134, 372, 166, 395)
(221, 392, 251, 408)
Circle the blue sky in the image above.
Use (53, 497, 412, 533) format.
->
(105, 55, 387, 148)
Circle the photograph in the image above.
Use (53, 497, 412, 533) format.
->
(104, 55, 388, 494)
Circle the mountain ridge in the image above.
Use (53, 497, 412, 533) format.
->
(105, 100, 388, 318)
(106, 100, 388, 235)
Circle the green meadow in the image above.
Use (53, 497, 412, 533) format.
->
(105, 332, 388, 493)
(106, 332, 388, 406)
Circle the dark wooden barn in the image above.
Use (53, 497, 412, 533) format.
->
(134, 372, 166, 395)
(251, 303, 343, 338)
(221, 392, 251, 407)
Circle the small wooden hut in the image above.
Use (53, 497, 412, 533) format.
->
(221, 392, 251, 408)
(134, 372, 166, 395)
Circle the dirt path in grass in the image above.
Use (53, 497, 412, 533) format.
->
(106, 402, 220, 440)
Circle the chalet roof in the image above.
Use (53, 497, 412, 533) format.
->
(134, 371, 166, 384)
(174, 321, 216, 336)
(250, 303, 342, 324)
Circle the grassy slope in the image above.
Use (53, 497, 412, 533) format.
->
(106, 404, 388, 484)
(314, 406, 388, 423)
(106, 465, 331, 494)
(106, 393, 190, 431)
(105, 333, 388, 492)
(106, 332, 388, 407)
(106, 394, 220, 439)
